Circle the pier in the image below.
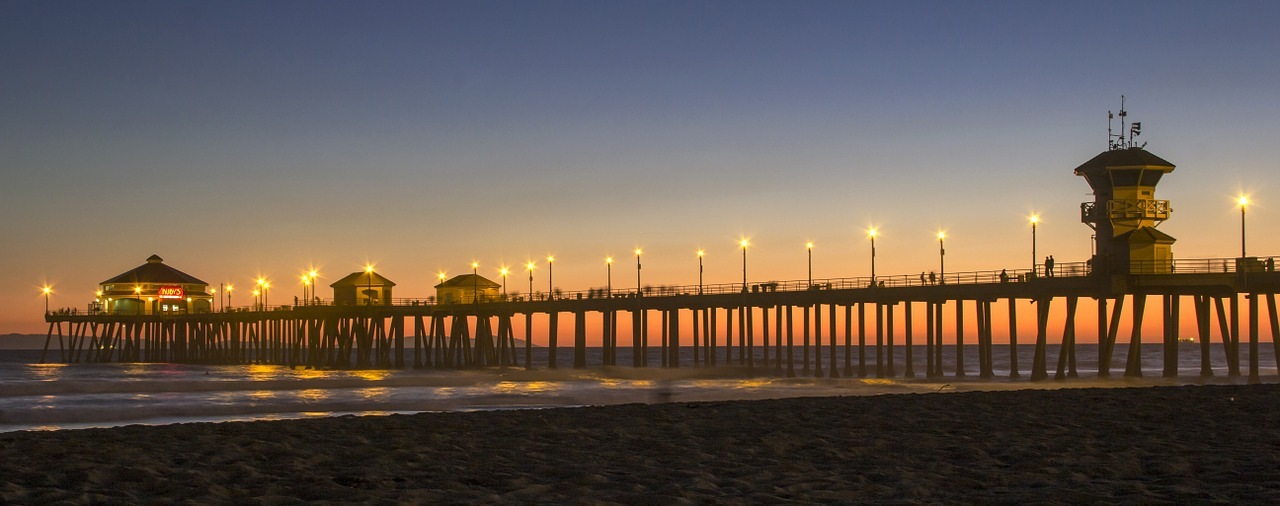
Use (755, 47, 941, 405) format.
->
(41, 259, 1280, 382)
(36, 115, 1280, 382)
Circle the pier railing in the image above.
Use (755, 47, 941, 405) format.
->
(57, 256, 1276, 316)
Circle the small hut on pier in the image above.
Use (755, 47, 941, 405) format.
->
(331, 271, 396, 305)
(435, 274, 501, 304)
(98, 254, 213, 315)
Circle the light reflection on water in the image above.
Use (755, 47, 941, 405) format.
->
(356, 387, 390, 401)
(0, 343, 1275, 433)
(297, 389, 330, 402)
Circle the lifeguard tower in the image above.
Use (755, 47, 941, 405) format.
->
(1076, 99, 1176, 274)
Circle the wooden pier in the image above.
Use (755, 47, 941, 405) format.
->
(42, 259, 1280, 382)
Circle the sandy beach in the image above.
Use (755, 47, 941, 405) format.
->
(1, 383, 1278, 504)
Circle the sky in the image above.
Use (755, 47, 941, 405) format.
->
(3, 0, 1279, 335)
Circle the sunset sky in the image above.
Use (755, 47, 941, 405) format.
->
(3, 0, 1279, 335)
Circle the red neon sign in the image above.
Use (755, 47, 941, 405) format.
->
(158, 286, 184, 299)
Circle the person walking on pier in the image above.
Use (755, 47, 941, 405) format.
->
(1045, 256, 1055, 277)
(999, 269, 1009, 283)
(929, 271, 936, 285)
(920, 272, 926, 285)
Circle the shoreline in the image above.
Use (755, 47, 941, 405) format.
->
(3, 384, 1279, 503)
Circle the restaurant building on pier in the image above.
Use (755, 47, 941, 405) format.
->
(98, 255, 213, 315)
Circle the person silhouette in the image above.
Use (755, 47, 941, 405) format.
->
(999, 269, 1009, 283)
(1045, 256, 1055, 277)
(929, 271, 936, 285)
(920, 272, 926, 285)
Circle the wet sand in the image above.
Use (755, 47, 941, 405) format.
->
(2, 383, 1278, 504)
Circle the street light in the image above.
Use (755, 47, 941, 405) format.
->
(606, 257, 613, 298)
(471, 261, 479, 303)
(226, 284, 233, 311)
(803, 242, 813, 289)
(1030, 214, 1039, 274)
(256, 277, 267, 310)
(437, 272, 446, 303)
(135, 285, 143, 314)
(41, 286, 51, 314)
(635, 248, 642, 297)
(500, 267, 509, 299)
(300, 274, 310, 306)
(308, 269, 319, 305)
(868, 229, 878, 285)
(740, 239, 749, 293)
(1239, 196, 1249, 258)
(525, 262, 535, 300)
(546, 256, 554, 300)
(364, 265, 375, 306)
(937, 231, 946, 285)
(697, 250, 705, 295)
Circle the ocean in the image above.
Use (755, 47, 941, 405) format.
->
(1, 344, 1274, 433)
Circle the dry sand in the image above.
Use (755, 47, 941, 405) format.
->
(2, 384, 1278, 504)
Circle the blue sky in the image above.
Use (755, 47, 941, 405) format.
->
(3, 0, 1279, 331)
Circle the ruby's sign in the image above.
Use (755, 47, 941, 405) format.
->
(158, 286, 184, 299)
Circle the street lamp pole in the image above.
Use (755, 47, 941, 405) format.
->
(501, 267, 509, 299)
(635, 249, 642, 297)
(1239, 196, 1248, 258)
(869, 229, 877, 285)
(938, 232, 946, 285)
(41, 286, 51, 315)
(471, 262, 479, 303)
(740, 239, 749, 293)
(525, 262, 535, 300)
(1030, 214, 1039, 275)
(308, 270, 318, 305)
(366, 265, 374, 306)
(546, 256, 554, 300)
(806, 242, 813, 288)
(697, 250, 704, 295)
(606, 257, 612, 298)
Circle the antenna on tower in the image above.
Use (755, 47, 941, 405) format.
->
(1107, 95, 1144, 150)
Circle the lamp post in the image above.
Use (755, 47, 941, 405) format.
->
(95, 289, 103, 314)
(256, 277, 266, 310)
(471, 262, 479, 303)
(300, 275, 309, 307)
(697, 250, 705, 295)
(41, 286, 51, 315)
(308, 270, 319, 305)
(365, 265, 375, 306)
(437, 272, 446, 304)
(263, 281, 270, 310)
(806, 242, 814, 288)
(635, 249, 642, 297)
(546, 256, 554, 300)
(226, 284, 233, 311)
(740, 239, 749, 293)
(937, 232, 946, 285)
(606, 257, 613, 298)
(210, 287, 217, 312)
(1030, 214, 1039, 275)
(500, 267, 509, 299)
(1239, 196, 1249, 258)
(522, 262, 533, 300)
(135, 285, 143, 315)
(868, 229, 877, 286)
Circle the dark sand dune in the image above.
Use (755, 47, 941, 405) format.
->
(2, 384, 1278, 504)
